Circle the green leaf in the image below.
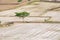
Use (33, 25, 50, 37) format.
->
(18, 0, 22, 2)
(15, 12, 30, 17)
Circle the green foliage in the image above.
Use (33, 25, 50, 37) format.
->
(28, 0, 30, 1)
(15, 11, 30, 17)
(18, 0, 22, 2)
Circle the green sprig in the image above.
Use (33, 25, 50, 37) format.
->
(15, 11, 30, 17)
(18, 0, 22, 2)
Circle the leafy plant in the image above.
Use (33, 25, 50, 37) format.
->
(18, 0, 22, 2)
(15, 11, 30, 18)
(18, 0, 31, 2)
(15, 11, 30, 22)
(28, 0, 30, 1)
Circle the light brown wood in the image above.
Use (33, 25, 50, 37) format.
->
(0, 0, 28, 11)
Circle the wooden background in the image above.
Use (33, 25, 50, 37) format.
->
(0, 0, 28, 11)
